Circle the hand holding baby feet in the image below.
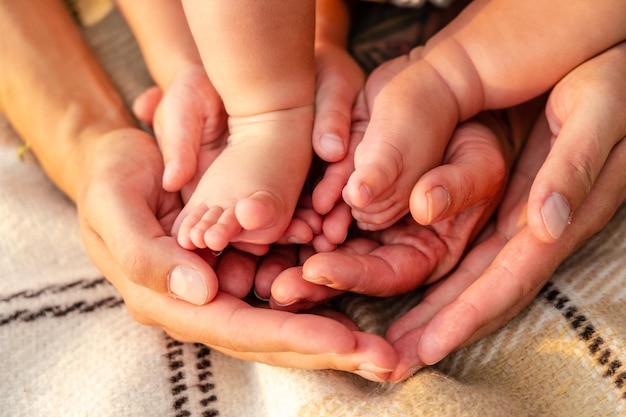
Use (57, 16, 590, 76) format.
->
(270, 110, 516, 313)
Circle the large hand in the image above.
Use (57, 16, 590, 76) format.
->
(387, 110, 626, 382)
(385, 42, 626, 378)
(76, 128, 397, 381)
(526, 41, 626, 242)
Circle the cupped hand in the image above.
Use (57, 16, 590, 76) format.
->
(76, 128, 397, 381)
(133, 65, 227, 196)
(269, 107, 518, 310)
(526, 41, 626, 242)
(386, 111, 626, 382)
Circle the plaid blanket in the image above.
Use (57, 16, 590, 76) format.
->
(2, 3, 625, 416)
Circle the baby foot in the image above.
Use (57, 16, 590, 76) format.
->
(342, 56, 458, 230)
(172, 106, 313, 252)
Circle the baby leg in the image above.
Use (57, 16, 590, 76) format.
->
(173, 106, 314, 251)
(177, 0, 315, 251)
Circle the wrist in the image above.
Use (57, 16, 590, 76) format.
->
(73, 127, 159, 206)
(31, 105, 137, 202)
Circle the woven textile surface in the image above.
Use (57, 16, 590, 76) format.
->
(2, 2, 626, 416)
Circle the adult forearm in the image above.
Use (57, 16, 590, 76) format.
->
(0, 0, 135, 200)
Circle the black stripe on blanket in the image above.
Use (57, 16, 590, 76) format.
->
(164, 335, 220, 417)
(0, 277, 111, 303)
(166, 336, 193, 417)
(541, 282, 626, 400)
(0, 297, 123, 326)
(0, 277, 123, 326)
(193, 343, 219, 415)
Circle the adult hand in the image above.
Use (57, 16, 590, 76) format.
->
(526, 41, 626, 242)
(77, 128, 398, 381)
(387, 109, 626, 381)
(387, 43, 626, 378)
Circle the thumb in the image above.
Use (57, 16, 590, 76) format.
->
(79, 184, 218, 306)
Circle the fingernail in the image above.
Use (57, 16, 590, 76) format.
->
(287, 235, 308, 244)
(162, 162, 175, 189)
(354, 370, 387, 382)
(426, 186, 450, 223)
(271, 298, 301, 308)
(320, 133, 345, 157)
(168, 266, 209, 305)
(253, 288, 270, 302)
(302, 273, 331, 286)
(541, 193, 571, 240)
(398, 366, 421, 382)
(358, 183, 372, 207)
(355, 363, 394, 382)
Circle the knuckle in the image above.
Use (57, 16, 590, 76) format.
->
(118, 242, 155, 288)
(565, 151, 597, 197)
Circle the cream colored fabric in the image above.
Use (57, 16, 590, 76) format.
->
(1, 5, 625, 417)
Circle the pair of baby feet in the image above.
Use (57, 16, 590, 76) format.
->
(169, 56, 461, 255)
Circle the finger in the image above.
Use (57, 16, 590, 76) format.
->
(410, 119, 507, 225)
(157, 68, 225, 193)
(214, 248, 258, 299)
(275, 194, 322, 245)
(386, 231, 507, 345)
(529, 67, 626, 242)
(303, 223, 446, 296)
(320, 201, 353, 245)
(155, 89, 204, 192)
(274, 212, 318, 245)
(92, 227, 396, 382)
(387, 113, 553, 376)
(417, 135, 626, 366)
(387, 231, 508, 381)
(415, 227, 562, 366)
(132, 86, 162, 127)
(79, 174, 219, 305)
(253, 245, 299, 301)
(313, 48, 365, 162)
(270, 265, 344, 311)
(313, 80, 358, 162)
(211, 330, 398, 382)
(309, 305, 360, 331)
(312, 94, 366, 216)
(151, 289, 377, 356)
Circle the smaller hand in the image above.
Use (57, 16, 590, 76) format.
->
(133, 65, 228, 197)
